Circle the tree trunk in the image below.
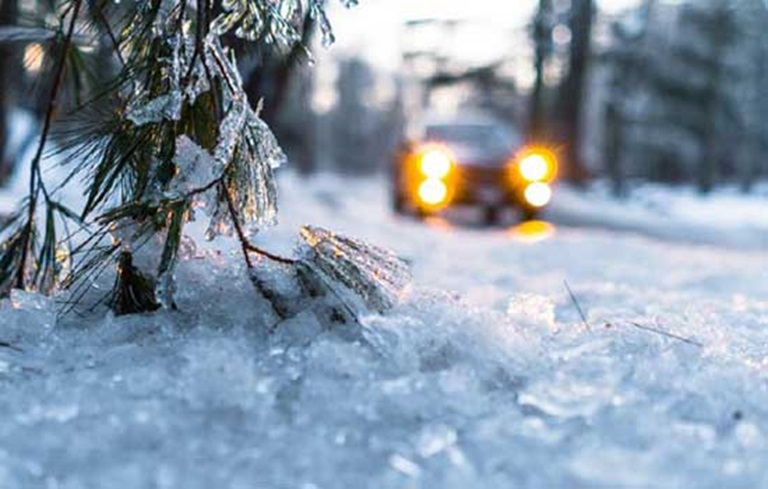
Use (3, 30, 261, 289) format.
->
(558, 0, 593, 183)
(0, 0, 19, 184)
(741, 1, 768, 193)
(698, 7, 730, 194)
(529, 0, 552, 141)
(604, 101, 626, 198)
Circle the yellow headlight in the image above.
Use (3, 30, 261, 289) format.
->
(523, 182, 552, 208)
(519, 153, 550, 182)
(419, 148, 453, 179)
(515, 147, 558, 182)
(417, 179, 449, 206)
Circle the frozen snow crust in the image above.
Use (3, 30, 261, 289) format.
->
(2, 174, 768, 488)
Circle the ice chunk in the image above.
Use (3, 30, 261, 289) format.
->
(126, 92, 183, 126)
(417, 424, 458, 458)
(0, 290, 56, 347)
(507, 293, 557, 331)
(297, 225, 411, 314)
(310, 2, 336, 47)
(125, 34, 184, 126)
(184, 59, 211, 106)
(170, 135, 220, 197)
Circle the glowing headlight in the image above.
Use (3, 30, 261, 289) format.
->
(417, 179, 449, 206)
(519, 153, 550, 182)
(419, 149, 453, 179)
(523, 182, 552, 208)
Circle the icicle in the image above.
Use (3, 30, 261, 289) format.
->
(310, 0, 336, 47)
(246, 106, 288, 170)
(213, 100, 247, 167)
(155, 270, 176, 310)
(204, 195, 234, 241)
(201, 36, 285, 238)
(126, 92, 183, 126)
(211, 0, 266, 40)
(125, 34, 185, 125)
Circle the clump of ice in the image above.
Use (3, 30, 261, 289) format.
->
(0, 290, 56, 347)
(507, 293, 557, 331)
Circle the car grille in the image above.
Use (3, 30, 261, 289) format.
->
(457, 165, 507, 188)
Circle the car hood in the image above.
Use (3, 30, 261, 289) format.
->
(447, 143, 512, 168)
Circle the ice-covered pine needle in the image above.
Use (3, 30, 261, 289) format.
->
(298, 225, 412, 314)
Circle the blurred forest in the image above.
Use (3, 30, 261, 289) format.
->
(1, 0, 768, 196)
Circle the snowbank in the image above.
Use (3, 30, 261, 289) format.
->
(2, 172, 768, 488)
(548, 181, 768, 250)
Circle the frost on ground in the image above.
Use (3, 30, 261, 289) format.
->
(2, 174, 768, 488)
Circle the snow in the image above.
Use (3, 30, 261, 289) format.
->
(549, 181, 768, 250)
(2, 166, 768, 487)
(0, 111, 38, 212)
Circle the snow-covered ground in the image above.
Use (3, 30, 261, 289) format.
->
(2, 170, 768, 488)
(549, 181, 768, 250)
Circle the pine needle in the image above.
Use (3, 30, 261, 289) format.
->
(564, 280, 590, 330)
(628, 321, 702, 347)
(0, 340, 23, 353)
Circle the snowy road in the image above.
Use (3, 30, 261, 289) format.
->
(2, 173, 768, 488)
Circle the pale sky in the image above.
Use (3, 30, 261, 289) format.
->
(325, 0, 643, 70)
(311, 0, 644, 112)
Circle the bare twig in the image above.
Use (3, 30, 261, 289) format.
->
(564, 279, 590, 330)
(220, 182, 295, 268)
(244, 243, 297, 266)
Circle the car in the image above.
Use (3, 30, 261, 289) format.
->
(391, 116, 557, 224)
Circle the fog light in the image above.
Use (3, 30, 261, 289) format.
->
(523, 182, 552, 208)
(418, 179, 448, 206)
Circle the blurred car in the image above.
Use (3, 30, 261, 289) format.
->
(391, 116, 557, 224)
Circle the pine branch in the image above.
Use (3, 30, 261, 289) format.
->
(1, 0, 351, 315)
(15, 0, 83, 290)
(89, 1, 126, 67)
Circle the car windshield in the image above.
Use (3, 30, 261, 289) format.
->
(425, 123, 516, 155)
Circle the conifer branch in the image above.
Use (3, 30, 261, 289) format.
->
(15, 0, 83, 289)
(90, 1, 126, 67)
(1, 0, 348, 312)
